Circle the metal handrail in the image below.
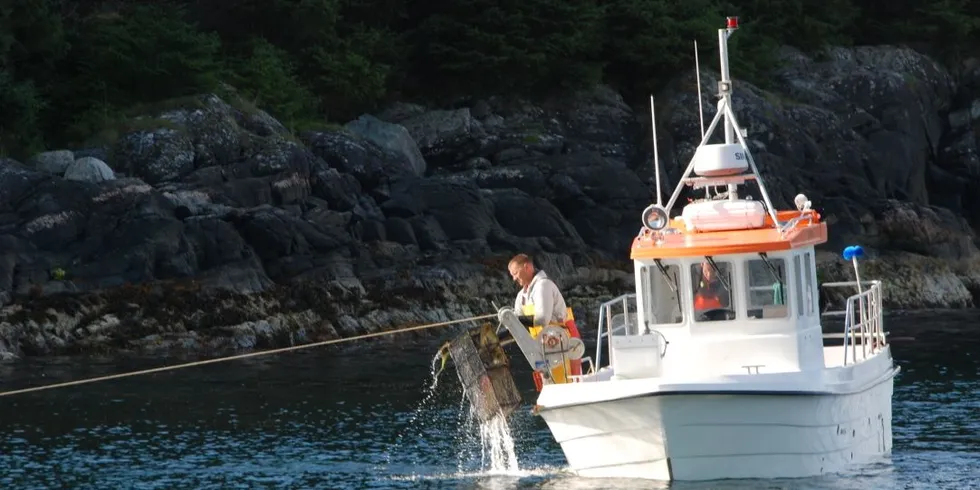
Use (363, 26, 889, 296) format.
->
(601, 324, 630, 339)
(832, 280, 885, 365)
(822, 280, 880, 288)
(594, 293, 637, 371)
(778, 212, 814, 235)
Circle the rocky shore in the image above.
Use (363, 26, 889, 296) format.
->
(2, 45, 980, 360)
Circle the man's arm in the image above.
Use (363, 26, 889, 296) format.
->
(531, 280, 555, 326)
(514, 293, 534, 327)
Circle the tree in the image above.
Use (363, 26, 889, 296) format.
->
(50, 3, 223, 143)
(1, 0, 979, 155)
(225, 38, 320, 128)
(0, 70, 45, 157)
(184, 0, 398, 119)
(408, 0, 606, 97)
(0, 0, 68, 156)
(855, 0, 980, 63)
(602, 0, 724, 95)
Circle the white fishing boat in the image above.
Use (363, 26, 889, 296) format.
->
(494, 16, 899, 481)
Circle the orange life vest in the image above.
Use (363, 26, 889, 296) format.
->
(694, 292, 722, 310)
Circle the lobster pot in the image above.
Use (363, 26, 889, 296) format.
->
(448, 324, 522, 423)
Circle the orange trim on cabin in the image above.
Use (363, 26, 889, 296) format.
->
(630, 209, 827, 259)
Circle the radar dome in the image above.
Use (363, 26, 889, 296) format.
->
(692, 143, 749, 177)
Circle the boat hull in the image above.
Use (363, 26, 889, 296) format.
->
(538, 371, 895, 481)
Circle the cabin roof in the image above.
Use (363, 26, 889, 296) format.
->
(630, 209, 826, 259)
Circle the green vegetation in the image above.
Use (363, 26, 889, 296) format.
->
(1, 0, 978, 159)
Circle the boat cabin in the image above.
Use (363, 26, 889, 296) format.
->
(602, 192, 829, 380)
(599, 132, 830, 380)
(603, 208, 827, 380)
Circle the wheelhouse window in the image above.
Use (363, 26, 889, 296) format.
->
(802, 252, 815, 316)
(793, 252, 815, 317)
(643, 261, 683, 327)
(745, 256, 788, 319)
(794, 255, 805, 317)
(691, 260, 734, 322)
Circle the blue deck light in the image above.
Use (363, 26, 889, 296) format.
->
(842, 245, 865, 261)
(842, 245, 866, 299)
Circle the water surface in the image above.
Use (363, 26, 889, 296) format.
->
(0, 310, 978, 489)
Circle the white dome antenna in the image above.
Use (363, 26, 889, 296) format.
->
(692, 143, 749, 177)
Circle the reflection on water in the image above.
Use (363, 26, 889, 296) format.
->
(0, 311, 978, 489)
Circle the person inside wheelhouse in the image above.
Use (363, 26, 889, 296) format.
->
(692, 260, 734, 321)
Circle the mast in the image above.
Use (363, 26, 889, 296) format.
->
(719, 17, 739, 201)
(714, 16, 781, 224)
(694, 40, 705, 139)
(642, 16, 785, 232)
(719, 16, 736, 145)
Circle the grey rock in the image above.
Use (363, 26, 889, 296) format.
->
(345, 114, 427, 177)
(29, 150, 74, 175)
(64, 157, 115, 182)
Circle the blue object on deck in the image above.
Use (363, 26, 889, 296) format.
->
(842, 245, 865, 261)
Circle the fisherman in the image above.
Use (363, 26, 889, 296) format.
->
(508, 254, 574, 334)
(507, 253, 582, 385)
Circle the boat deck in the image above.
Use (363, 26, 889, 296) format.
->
(823, 344, 883, 369)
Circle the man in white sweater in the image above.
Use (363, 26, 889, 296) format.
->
(508, 253, 568, 328)
(507, 253, 584, 386)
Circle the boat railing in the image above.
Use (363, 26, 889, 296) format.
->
(820, 280, 886, 365)
(594, 293, 638, 371)
(778, 211, 814, 236)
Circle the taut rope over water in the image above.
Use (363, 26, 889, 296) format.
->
(0, 313, 498, 398)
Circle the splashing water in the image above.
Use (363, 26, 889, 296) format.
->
(382, 350, 450, 468)
(476, 412, 521, 473)
(452, 383, 522, 475)
(406, 350, 447, 429)
(383, 346, 525, 478)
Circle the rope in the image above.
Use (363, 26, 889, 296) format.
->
(0, 312, 498, 398)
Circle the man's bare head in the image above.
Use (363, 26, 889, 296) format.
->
(701, 262, 714, 281)
(508, 254, 536, 288)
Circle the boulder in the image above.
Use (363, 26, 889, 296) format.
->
(28, 150, 74, 176)
(64, 157, 115, 183)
